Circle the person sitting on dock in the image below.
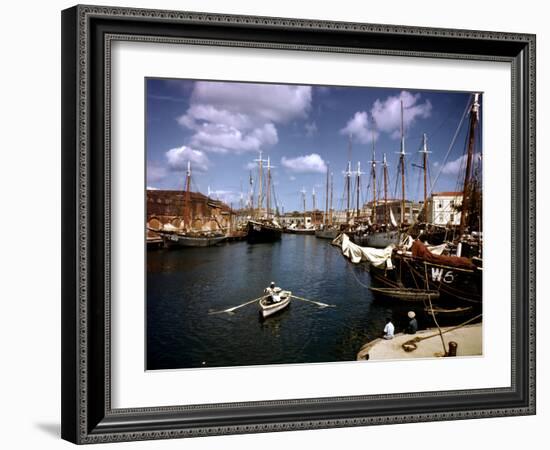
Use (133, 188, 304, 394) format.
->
(383, 318, 394, 340)
(264, 282, 281, 303)
(406, 311, 418, 335)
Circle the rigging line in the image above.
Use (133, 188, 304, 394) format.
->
(347, 262, 372, 289)
(429, 95, 472, 194)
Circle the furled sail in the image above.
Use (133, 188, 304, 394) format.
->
(332, 233, 394, 269)
(389, 207, 397, 227)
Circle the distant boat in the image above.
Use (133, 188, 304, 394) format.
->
(364, 229, 400, 248)
(369, 287, 440, 302)
(247, 219, 282, 243)
(158, 161, 227, 248)
(163, 233, 226, 248)
(286, 224, 315, 235)
(259, 289, 292, 318)
(315, 227, 340, 239)
(246, 153, 283, 243)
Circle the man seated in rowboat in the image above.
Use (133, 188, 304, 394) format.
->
(264, 282, 281, 303)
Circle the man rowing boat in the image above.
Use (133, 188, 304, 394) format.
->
(264, 281, 281, 303)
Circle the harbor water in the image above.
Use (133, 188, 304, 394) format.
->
(147, 234, 431, 370)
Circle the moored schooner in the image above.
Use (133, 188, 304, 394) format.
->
(156, 161, 227, 248)
(316, 165, 340, 239)
(246, 152, 283, 243)
(363, 103, 405, 248)
(335, 93, 483, 305)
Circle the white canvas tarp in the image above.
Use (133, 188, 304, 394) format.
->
(332, 233, 395, 269)
(401, 235, 447, 255)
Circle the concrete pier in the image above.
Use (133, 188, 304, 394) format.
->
(357, 323, 482, 360)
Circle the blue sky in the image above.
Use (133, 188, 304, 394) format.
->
(146, 78, 481, 212)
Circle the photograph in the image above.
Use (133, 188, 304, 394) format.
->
(145, 79, 483, 370)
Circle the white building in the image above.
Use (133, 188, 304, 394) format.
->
(426, 192, 463, 226)
(279, 215, 313, 228)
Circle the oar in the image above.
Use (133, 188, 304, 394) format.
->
(290, 294, 336, 308)
(208, 295, 266, 315)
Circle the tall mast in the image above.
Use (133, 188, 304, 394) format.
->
(330, 171, 334, 226)
(301, 187, 307, 227)
(184, 161, 192, 230)
(248, 170, 253, 210)
(459, 93, 480, 236)
(419, 133, 431, 220)
(370, 132, 378, 224)
(356, 161, 363, 218)
(266, 156, 272, 219)
(254, 151, 267, 216)
(346, 135, 352, 223)
(398, 100, 407, 224)
(383, 153, 389, 225)
(325, 164, 329, 225)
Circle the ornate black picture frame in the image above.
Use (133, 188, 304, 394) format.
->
(61, 4, 536, 444)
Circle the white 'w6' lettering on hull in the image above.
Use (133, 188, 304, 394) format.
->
(431, 267, 454, 284)
(431, 267, 444, 282)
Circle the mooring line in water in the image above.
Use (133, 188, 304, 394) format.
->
(208, 296, 266, 315)
(347, 263, 371, 289)
(290, 295, 335, 308)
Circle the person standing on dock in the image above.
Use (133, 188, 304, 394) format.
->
(406, 311, 418, 335)
(383, 318, 394, 340)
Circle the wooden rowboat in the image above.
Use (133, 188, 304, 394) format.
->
(259, 290, 292, 318)
(369, 287, 440, 302)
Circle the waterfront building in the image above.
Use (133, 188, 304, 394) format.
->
(426, 192, 463, 226)
(364, 199, 422, 225)
(146, 189, 232, 231)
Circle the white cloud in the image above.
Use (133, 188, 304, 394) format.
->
(340, 111, 378, 144)
(281, 153, 327, 173)
(146, 186, 159, 190)
(207, 188, 240, 204)
(178, 81, 312, 154)
(305, 121, 318, 137)
(165, 145, 210, 172)
(371, 91, 432, 139)
(439, 153, 480, 175)
(146, 163, 168, 184)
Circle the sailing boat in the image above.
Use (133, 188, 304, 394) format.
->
(316, 165, 340, 239)
(160, 161, 226, 248)
(364, 107, 404, 248)
(287, 187, 316, 234)
(370, 94, 483, 304)
(246, 153, 283, 243)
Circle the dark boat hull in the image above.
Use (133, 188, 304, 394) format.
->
(364, 230, 400, 248)
(370, 254, 482, 304)
(162, 233, 226, 248)
(315, 229, 340, 240)
(246, 221, 282, 243)
(285, 228, 315, 235)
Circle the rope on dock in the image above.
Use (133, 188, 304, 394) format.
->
(402, 313, 482, 349)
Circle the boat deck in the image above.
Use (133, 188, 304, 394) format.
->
(356, 323, 482, 360)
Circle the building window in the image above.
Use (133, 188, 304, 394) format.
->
(450, 213, 455, 222)
(438, 202, 443, 209)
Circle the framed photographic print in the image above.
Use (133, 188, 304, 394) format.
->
(61, 4, 536, 444)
